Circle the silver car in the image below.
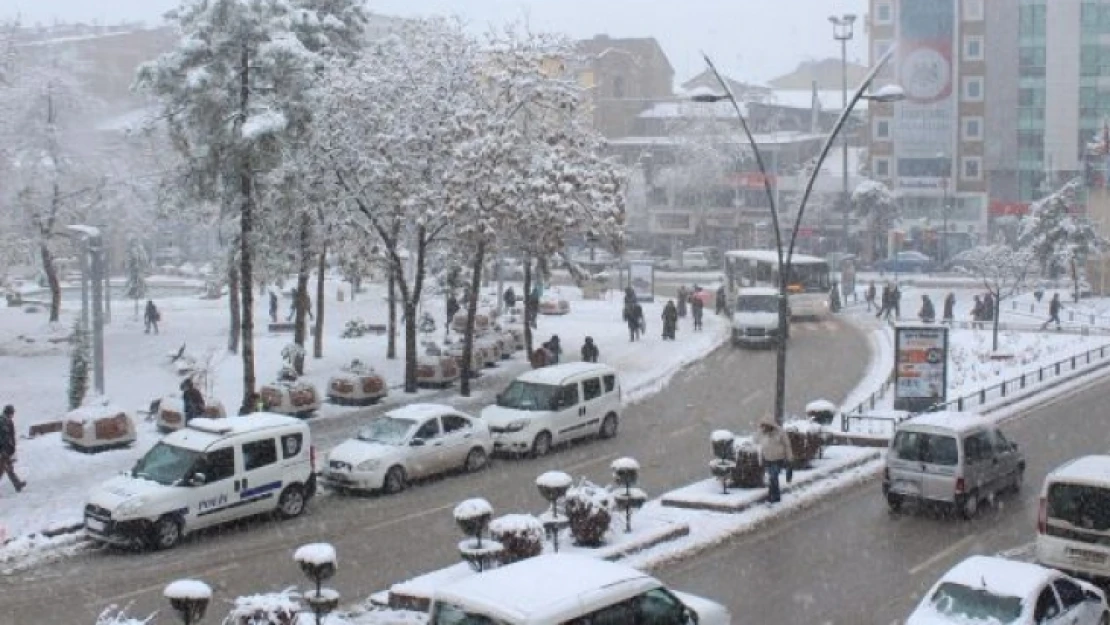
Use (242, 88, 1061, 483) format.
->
(883, 411, 1024, 518)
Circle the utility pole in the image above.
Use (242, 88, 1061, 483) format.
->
(830, 14, 857, 254)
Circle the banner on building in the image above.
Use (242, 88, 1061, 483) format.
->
(893, 325, 949, 413)
(894, 0, 956, 186)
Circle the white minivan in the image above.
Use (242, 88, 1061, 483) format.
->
(84, 414, 316, 550)
(1036, 455, 1110, 581)
(429, 554, 731, 625)
(481, 363, 621, 457)
(731, 287, 785, 346)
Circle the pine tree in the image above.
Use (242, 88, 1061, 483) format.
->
(68, 320, 90, 409)
(124, 237, 149, 318)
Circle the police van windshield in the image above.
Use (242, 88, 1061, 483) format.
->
(131, 442, 202, 486)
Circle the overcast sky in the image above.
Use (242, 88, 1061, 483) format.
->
(7, 0, 869, 84)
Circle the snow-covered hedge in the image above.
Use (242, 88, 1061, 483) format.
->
(489, 514, 544, 564)
(564, 480, 613, 547)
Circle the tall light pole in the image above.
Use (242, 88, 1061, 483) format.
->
(67, 225, 106, 396)
(830, 13, 857, 254)
(937, 151, 950, 267)
(694, 50, 903, 424)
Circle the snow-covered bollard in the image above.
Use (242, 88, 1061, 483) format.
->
(327, 359, 388, 406)
(709, 430, 736, 494)
(805, 398, 838, 426)
(63, 398, 137, 452)
(489, 514, 544, 564)
(454, 498, 502, 572)
(611, 458, 647, 534)
(294, 542, 340, 624)
(784, 418, 825, 466)
(535, 471, 573, 552)
(164, 579, 211, 625)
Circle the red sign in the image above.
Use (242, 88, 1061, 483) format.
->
(989, 201, 1030, 217)
(726, 172, 777, 189)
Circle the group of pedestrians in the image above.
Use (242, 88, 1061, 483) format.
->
(970, 292, 996, 327)
(868, 282, 902, 321)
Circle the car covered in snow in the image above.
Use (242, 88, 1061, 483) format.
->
(321, 404, 491, 494)
(429, 553, 731, 625)
(906, 555, 1108, 624)
(84, 414, 315, 550)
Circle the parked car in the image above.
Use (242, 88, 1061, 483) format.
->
(321, 404, 491, 494)
(429, 553, 731, 625)
(942, 250, 980, 273)
(84, 414, 316, 550)
(907, 555, 1108, 624)
(1036, 455, 1110, 581)
(876, 250, 935, 274)
(883, 411, 1024, 518)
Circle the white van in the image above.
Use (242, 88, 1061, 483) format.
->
(682, 250, 710, 270)
(428, 554, 730, 625)
(883, 412, 1024, 519)
(481, 363, 621, 457)
(84, 414, 316, 550)
(731, 287, 785, 346)
(1036, 455, 1110, 581)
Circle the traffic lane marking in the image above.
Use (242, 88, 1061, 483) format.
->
(907, 532, 978, 576)
(90, 561, 240, 607)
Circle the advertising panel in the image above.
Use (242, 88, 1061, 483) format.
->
(627, 261, 655, 302)
(894, 325, 949, 412)
(894, 0, 956, 186)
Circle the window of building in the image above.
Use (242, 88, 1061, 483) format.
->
(962, 117, 983, 141)
(962, 156, 982, 181)
(963, 0, 984, 21)
(873, 117, 892, 140)
(963, 36, 984, 61)
(873, 157, 891, 178)
(875, 2, 893, 24)
(962, 76, 984, 102)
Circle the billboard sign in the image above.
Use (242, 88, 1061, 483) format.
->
(626, 260, 655, 302)
(894, 325, 949, 412)
(894, 0, 956, 185)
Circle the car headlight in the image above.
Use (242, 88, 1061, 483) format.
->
(115, 497, 146, 518)
(504, 420, 529, 433)
(357, 459, 381, 471)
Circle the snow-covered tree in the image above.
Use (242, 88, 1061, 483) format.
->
(1019, 178, 1107, 302)
(123, 237, 149, 318)
(137, 0, 366, 412)
(852, 179, 899, 263)
(68, 320, 90, 409)
(959, 244, 1034, 351)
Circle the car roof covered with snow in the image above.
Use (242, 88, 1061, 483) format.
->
(935, 555, 1056, 602)
(432, 554, 661, 622)
(735, 287, 779, 297)
(899, 411, 988, 436)
(383, 403, 466, 421)
(167, 413, 306, 451)
(517, 362, 616, 386)
(1046, 455, 1110, 486)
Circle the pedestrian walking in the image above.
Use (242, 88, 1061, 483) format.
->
(1042, 293, 1063, 330)
(755, 417, 793, 504)
(865, 281, 877, 312)
(269, 291, 278, 323)
(892, 285, 902, 319)
(971, 295, 984, 328)
(303, 289, 314, 321)
(624, 302, 644, 342)
(287, 287, 298, 321)
(0, 405, 26, 493)
(581, 337, 599, 363)
(662, 300, 678, 340)
(144, 300, 160, 334)
(676, 286, 688, 318)
(875, 284, 889, 319)
(446, 294, 460, 327)
(181, 378, 206, 424)
(918, 294, 936, 323)
(691, 293, 704, 331)
(715, 285, 727, 315)
(527, 292, 539, 329)
(943, 292, 956, 324)
(624, 286, 637, 307)
(503, 286, 516, 310)
(543, 335, 562, 364)
(982, 292, 995, 322)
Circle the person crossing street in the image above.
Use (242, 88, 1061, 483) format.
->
(1042, 293, 1064, 330)
(0, 405, 26, 493)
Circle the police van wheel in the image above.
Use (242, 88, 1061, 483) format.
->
(149, 515, 182, 551)
(277, 485, 306, 519)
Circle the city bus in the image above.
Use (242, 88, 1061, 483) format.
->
(723, 250, 833, 319)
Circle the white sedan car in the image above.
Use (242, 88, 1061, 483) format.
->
(908, 555, 1109, 624)
(321, 404, 492, 494)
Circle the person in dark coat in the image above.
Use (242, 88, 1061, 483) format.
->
(971, 295, 984, 328)
(181, 378, 206, 423)
(943, 292, 956, 324)
(691, 292, 705, 331)
(865, 281, 877, 312)
(1042, 293, 1063, 330)
(891, 285, 902, 319)
(446, 294, 460, 330)
(0, 405, 26, 493)
(918, 295, 936, 323)
(527, 292, 539, 329)
(543, 335, 562, 364)
(662, 300, 678, 340)
(875, 285, 889, 319)
(624, 302, 644, 342)
(503, 286, 516, 310)
(269, 292, 278, 323)
(144, 300, 160, 334)
(982, 292, 995, 322)
(676, 286, 688, 318)
(581, 337, 599, 363)
(715, 285, 727, 315)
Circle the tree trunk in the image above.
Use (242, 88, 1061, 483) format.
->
(314, 246, 326, 359)
(460, 242, 486, 397)
(992, 294, 1000, 352)
(522, 254, 534, 355)
(227, 260, 240, 354)
(237, 43, 257, 416)
(404, 297, 418, 393)
(41, 242, 61, 323)
(387, 269, 397, 359)
(292, 215, 311, 376)
(1071, 258, 1081, 303)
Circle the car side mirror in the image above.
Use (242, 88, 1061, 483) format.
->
(190, 472, 207, 486)
(410, 438, 426, 447)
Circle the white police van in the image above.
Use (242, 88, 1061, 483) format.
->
(84, 414, 316, 550)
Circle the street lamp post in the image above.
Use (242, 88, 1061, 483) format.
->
(830, 14, 857, 254)
(67, 225, 106, 396)
(694, 48, 903, 424)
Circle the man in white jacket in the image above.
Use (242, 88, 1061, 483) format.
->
(756, 417, 794, 504)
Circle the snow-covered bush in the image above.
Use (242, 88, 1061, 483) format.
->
(225, 589, 301, 625)
(564, 480, 613, 547)
(341, 318, 372, 338)
(489, 514, 544, 564)
(93, 607, 153, 625)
